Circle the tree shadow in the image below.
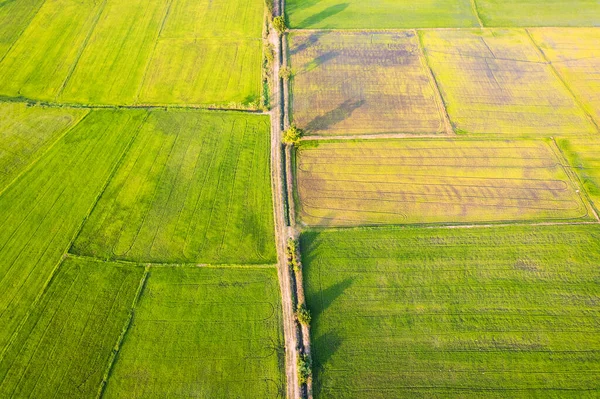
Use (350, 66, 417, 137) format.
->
(298, 3, 350, 28)
(313, 276, 354, 319)
(302, 50, 339, 73)
(312, 330, 343, 396)
(305, 99, 365, 132)
(289, 31, 326, 56)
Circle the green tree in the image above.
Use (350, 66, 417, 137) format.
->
(283, 125, 303, 146)
(273, 16, 286, 35)
(296, 304, 311, 325)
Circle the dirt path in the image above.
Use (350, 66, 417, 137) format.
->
(268, 25, 301, 399)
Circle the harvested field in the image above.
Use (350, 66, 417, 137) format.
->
(530, 28, 600, 127)
(0, 0, 264, 107)
(557, 136, 600, 212)
(289, 31, 447, 136)
(296, 139, 591, 226)
(301, 225, 600, 398)
(0, 102, 88, 192)
(103, 266, 285, 398)
(286, 0, 480, 29)
(420, 29, 596, 135)
(0, 258, 145, 397)
(0, 109, 145, 353)
(72, 111, 276, 265)
(476, 0, 600, 27)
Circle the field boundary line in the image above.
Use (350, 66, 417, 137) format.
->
(0, 109, 91, 198)
(415, 31, 455, 135)
(55, 0, 109, 100)
(133, 0, 175, 104)
(470, 0, 485, 28)
(96, 265, 149, 398)
(525, 29, 600, 134)
(0, 96, 268, 114)
(302, 133, 448, 141)
(550, 137, 600, 222)
(414, 28, 453, 135)
(288, 27, 600, 32)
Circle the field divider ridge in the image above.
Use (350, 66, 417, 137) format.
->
(470, 0, 485, 28)
(415, 30, 455, 135)
(525, 29, 600, 134)
(96, 265, 149, 398)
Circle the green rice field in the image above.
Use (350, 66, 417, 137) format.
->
(71, 111, 276, 265)
(103, 266, 285, 398)
(557, 136, 600, 213)
(301, 225, 600, 398)
(0, 258, 145, 398)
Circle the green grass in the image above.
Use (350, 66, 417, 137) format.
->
(296, 139, 591, 226)
(0, 102, 88, 192)
(288, 31, 447, 135)
(301, 224, 600, 398)
(71, 110, 276, 265)
(0, 109, 146, 353)
(103, 266, 285, 398)
(420, 29, 596, 135)
(286, 0, 480, 29)
(476, 0, 600, 27)
(0, 257, 145, 398)
(0, 0, 265, 107)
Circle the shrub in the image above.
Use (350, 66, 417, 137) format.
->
(296, 304, 311, 325)
(273, 16, 286, 35)
(283, 125, 303, 146)
(280, 66, 293, 80)
(265, 0, 274, 16)
(297, 353, 312, 384)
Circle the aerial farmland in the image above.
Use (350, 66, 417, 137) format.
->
(0, 0, 599, 398)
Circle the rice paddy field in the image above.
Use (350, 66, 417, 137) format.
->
(71, 111, 276, 265)
(0, 258, 145, 398)
(0, 0, 264, 107)
(285, 0, 480, 29)
(419, 29, 596, 135)
(301, 225, 600, 398)
(0, 102, 88, 192)
(557, 136, 600, 212)
(530, 28, 600, 126)
(288, 31, 448, 136)
(103, 266, 285, 398)
(476, 0, 600, 27)
(296, 139, 591, 226)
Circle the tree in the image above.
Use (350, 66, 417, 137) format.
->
(280, 66, 293, 80)
(296, 304, 311, 325)
(283, 125, 303, 146)
(273, 16, 286, 35)
(297, 353, 312, 384)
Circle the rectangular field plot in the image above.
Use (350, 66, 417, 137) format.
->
(420, 29, 596, 135)
(301, 225, 600, 398)
(71, 111, 276, 265)
(137, 38, 262, 106)
(289, 31, 447, 136)
(103, 267, 285, 398)
(476, 0, 600, 27)
(286, 0, 480, 29)
(0, 102, 88, 192)
(530, 28, 600, 126)
(0, 109, 145, 353)
(558, 136, 600, 212)
(0, 0, 264, 107)
(0, 258, 144, 398)
(0, 0, 45, 59)
(296, 139, 591, 226)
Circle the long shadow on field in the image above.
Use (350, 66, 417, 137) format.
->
(312, 330, 344, 396)
(289, 32, 327, 56)
(305, 99, 365, 133)
(298, 3, 350, 28)
(314, 276, 354, 319)
(302, 51, 339, 73)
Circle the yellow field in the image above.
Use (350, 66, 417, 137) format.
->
(420, 29, 596, 135)
(530, 28, 600, 127)
(296, 139, 591, 226)
(289, 31, 447, 136)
